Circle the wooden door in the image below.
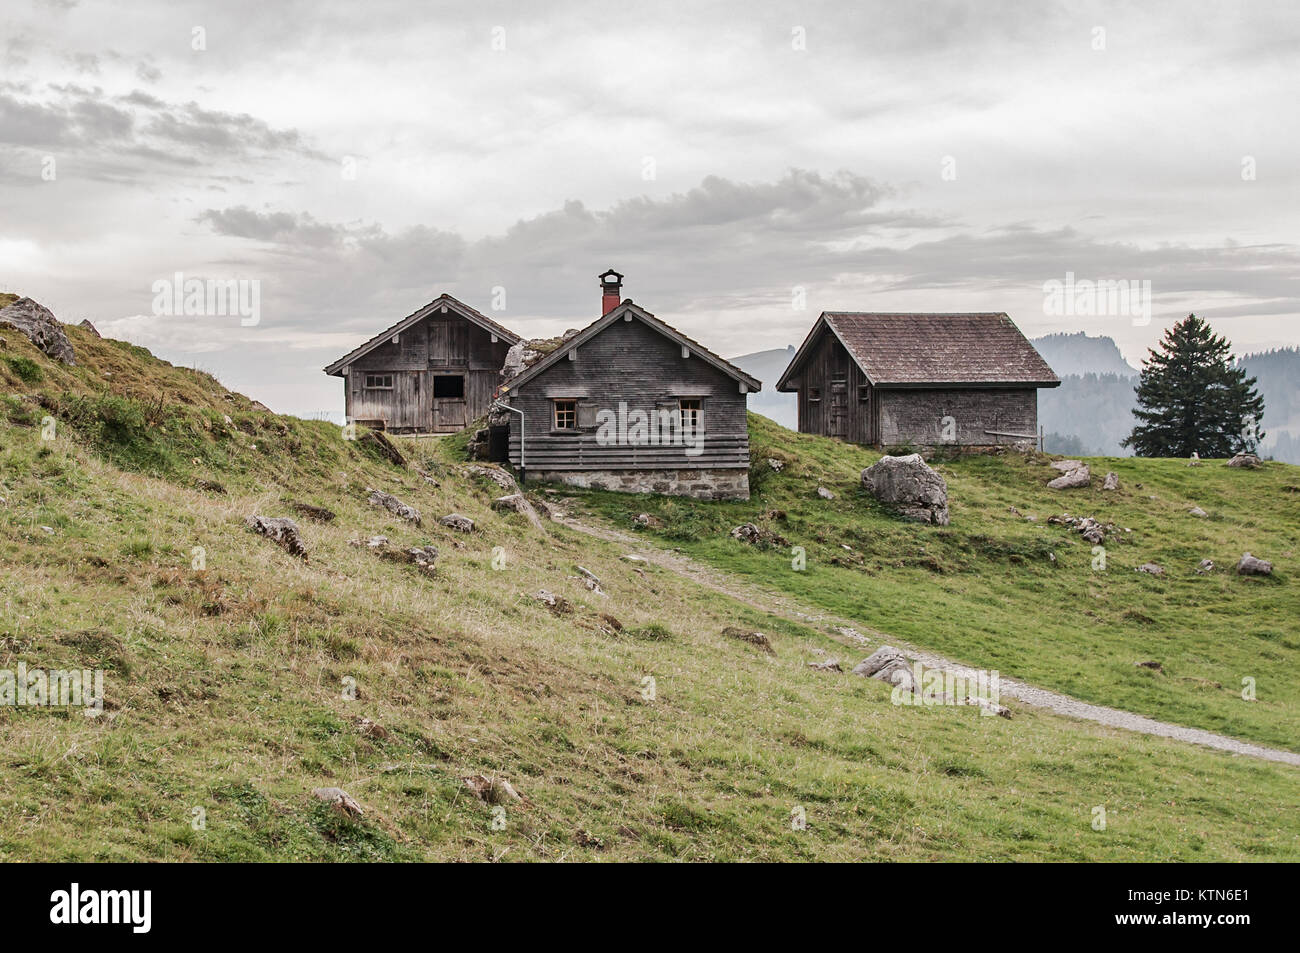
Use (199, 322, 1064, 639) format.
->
(829, 379, 848, 437)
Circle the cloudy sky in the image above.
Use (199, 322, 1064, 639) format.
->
(3, 0, 1298, 416)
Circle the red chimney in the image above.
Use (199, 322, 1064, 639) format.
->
(599, 268, 624, 315)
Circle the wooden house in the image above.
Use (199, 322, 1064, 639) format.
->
(775, 312, 1059, 448)
(324, 294, 521, 433)
(497, 271, 761, 500)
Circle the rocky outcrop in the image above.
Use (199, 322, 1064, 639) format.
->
(1227, 453, 1263, 469)
(1102, 471, 1120, 491)
(1047, 464, 1091, 489)
(492, 493, 543, 530)
(358, 430, 406, 467)
(851, 646, 915, 691)
(368, 489, 421, 526)
(860, 454, 949, 525)
(78, 319, 100, 337)
(817, 486, 836, 500)
(1136, 562, 1164, 576)
(246, 515, 308, 560)
(464, 464, 518, 493)
(439, 513, 475, 533)
(0, 297, 75, 364)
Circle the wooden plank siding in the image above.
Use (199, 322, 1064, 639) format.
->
(791, 332, 874, 444)
(507, 317, 750, 470)
(342, 313, 513, 432)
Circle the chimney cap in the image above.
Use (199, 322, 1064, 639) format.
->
(598, 268, 624, 285)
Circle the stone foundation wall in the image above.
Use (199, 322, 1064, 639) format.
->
(528, 468, 750, 500)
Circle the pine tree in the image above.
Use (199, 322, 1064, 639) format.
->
(1123, 314, 1265, 458)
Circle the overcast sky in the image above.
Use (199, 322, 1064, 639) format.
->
(3, 0, 1298, 416)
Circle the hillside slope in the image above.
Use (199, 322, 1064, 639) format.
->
(0, 320, 1297, 861)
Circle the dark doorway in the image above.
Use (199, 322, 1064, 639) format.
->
(434, 375, 465, 398)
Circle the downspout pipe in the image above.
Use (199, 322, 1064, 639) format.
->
(493, 399, 525, 484)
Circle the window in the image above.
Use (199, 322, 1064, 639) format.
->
(679, 398, 702, 435)
(808, 387, 822, 401)
(433, 375, 464, 399)
(364, 374, 394, 390)
(554, 399, 577, 430)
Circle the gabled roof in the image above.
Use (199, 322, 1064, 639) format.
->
(323, 294, 521, 376)
(499, 301, 761, 394)
(776, 312, 1059, 391)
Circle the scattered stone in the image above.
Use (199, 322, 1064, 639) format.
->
(39, 525, 54, 535)
(463, 774, 524, 806)
(466, 427, 491, 461)
(353, 717, 391, 740)
(379, 544, 439, 576)
(729, 523, 788, 546)
(1196, 558, 1215, 573)
(1047, 464, 1091, 489)
(292, 501, 336, 523)
(311, 787, 364, 818)
(836, 625, 871, 646)
(807, 658, 842, 672)
(1050, 459, 1085, 472)
(1102, 471, 1120, 491)
(961, 695, 1012, 719)
(721, 626, 775, 654)
(633, 512, 664, 529)
(194, 478, 227, 494)
(1188, 452, 1201, 467)
(1188, 506, 1208, 518)
(439, 513, 475, 533)
(368, 489, 421, 526)
(620, 553, 647, 563)
(0, 297, 75, 364)
(492, 493, 543, 530)
(817, 486, 836, 500)
(246, 515, 307, 560)
(597, 612, 623, 632)
(349, 535, 389, 549)
(358, 429, 407, 467)
(1227, 452, 1263, 469)
(1134, 660, 1163, 672)
(766, 458, 784, 472)
(1237, 553, 1273, 576)
(1136, 562, 1164, 576)
(78, 318, 100, 337)
(535, 589, 573, 614)
(465, 464, 518, 493)
(1047, 513, 1113, 544)
(860, 454, 950, 525)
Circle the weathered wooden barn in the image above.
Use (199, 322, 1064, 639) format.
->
(324, 294, 520, 433)
(497, 273, 761, 500)
(775, 312, 1059, 448)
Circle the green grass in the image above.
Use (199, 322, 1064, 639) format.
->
(0, 327, 1296, 860)
(575, 413, 1300, 753)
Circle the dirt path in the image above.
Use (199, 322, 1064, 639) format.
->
(558, 515, 1300, 768)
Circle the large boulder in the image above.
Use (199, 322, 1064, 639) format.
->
(860, 454, 949, 526)
(1237, 553, 1273, 576)
(1047, 464, 1091, 489)
(0, 297, 75, 364)
(1227, 452, 1263, 469)
(851, 646, 916, 691)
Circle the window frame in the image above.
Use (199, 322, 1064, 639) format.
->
(553, 398, 578, 431)
(679, 397, 702, 436)
(364, 373, 394, 390)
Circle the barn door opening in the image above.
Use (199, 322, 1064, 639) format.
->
(432, 374, 467, 431)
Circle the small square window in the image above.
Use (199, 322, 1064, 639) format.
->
(365, 374, 394, 390)
(808, 387, 822, 401)
(679, 398, 701, 434)
(554, 399, 577, 430)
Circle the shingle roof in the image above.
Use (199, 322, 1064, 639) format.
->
(323, 294, 521, 376)
(499, 300, 761, 394)
(776, 313, 1059, 390)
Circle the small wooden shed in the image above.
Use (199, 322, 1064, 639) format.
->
(324, 294, 521, 433)
(776, 312, 1059, 448)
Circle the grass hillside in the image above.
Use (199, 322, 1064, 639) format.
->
(0, 320, 1297, 861)
(583, 414, 1300, 752)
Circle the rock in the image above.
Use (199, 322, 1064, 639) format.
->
(463, 774, 523, 805)
(78, 318, 100, 337)
(492, 493, 543, 530)
(1136, 562, 1164, 576)
(194, 478, 227, 494)
(466, 428, 491, 461)
(1050, 459, 1085, 472)
(633, 512, 664, 529)
(1047, 464, 1091, 489)
(860, 454, 950, 525)
(311, 787, 363, 818)
(502, 340, 549, 379)
(721, 626, 775, 654)
(358, 429, 407, 467)
(464, 464, 518, 493)
(807, 658, 842, 672)
(577, 566, 601, 586)
(292, 501, 336, 523)
(621, 553, 647, 563)
(1102, 471, 1120, 491)
(961, 695, 1012, 719)
(730, 523, 761, 544)
(1188, 452, 1201, 467)
(852, 646, 906, 678)
(1237, 553, 1272, 576)
(1227, 452, 1262, 469)
(1188, 506, 1208, 518)
(439, 513, 475, 533)
(368, 489, 421, 526)
(817, 486, 836, 500)
(766, 458, 784, 472)
(1134, 660, 1163, 672)
(1196, 558, 1215, 573)
(246, 515, 307, 560)
(535, 589, 573, 614)
(380, 544, 439, 576)
(349, 535, 389, 549)
(872, 658, 918, 692)
(0, 297, 75, 364)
